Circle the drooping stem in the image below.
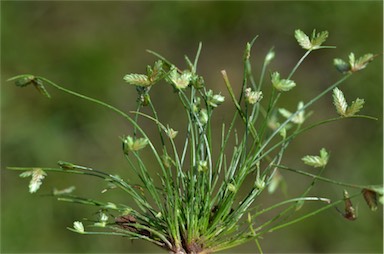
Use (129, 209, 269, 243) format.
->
(275, 164, 381, 190)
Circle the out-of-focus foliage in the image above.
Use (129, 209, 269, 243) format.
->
(1, 1, 382, 253)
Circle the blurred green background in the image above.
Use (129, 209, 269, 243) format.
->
(1, 1, 382, 253)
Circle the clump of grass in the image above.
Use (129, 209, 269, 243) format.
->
(8, 29, 382, 254)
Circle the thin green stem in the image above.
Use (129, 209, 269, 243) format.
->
(257, 114, 377, 166)
(288, 50, 311, 79)
(253, 196, 331, 218)
(266, 191, 360, 234)
(34, 77, 175, 210)
(221, 70, 259, 141)
(148, 100, 166, 147)
(193, 42, 203, 72)
(266, 200, 341, 233)
(275, 164, 381, 189)
(251, 73, 352, 165)
(221, 70, 245, 120)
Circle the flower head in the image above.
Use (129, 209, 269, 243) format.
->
(271, 72, 296, 92)
(199, 108, 208, 125)
(295, 29, 329, 50)
(19, 168, 47, 193)
(94, 213, 109, 227)
(334, 53, 376, 74)
(167, 66, 192, 90)
(122, 136, 149, 154)
(72, 221, 85, 233)
(245, 88, 263, 104)
(278, 101, 305, 125)
(166, 127, 178, 139)
(206, 90, 225, 108)
(302, 148, 329, 168)
(198, 160, 208, 172)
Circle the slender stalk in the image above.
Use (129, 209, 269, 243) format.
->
(288, 50, 312, 79)
(275, 164, 381, 189)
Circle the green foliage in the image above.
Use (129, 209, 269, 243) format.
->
(7, 29, 381, 254)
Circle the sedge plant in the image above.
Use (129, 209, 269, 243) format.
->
(7, 29, 383, 254)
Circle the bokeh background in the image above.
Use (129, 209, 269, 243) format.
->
(1, 1, 383, 253)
